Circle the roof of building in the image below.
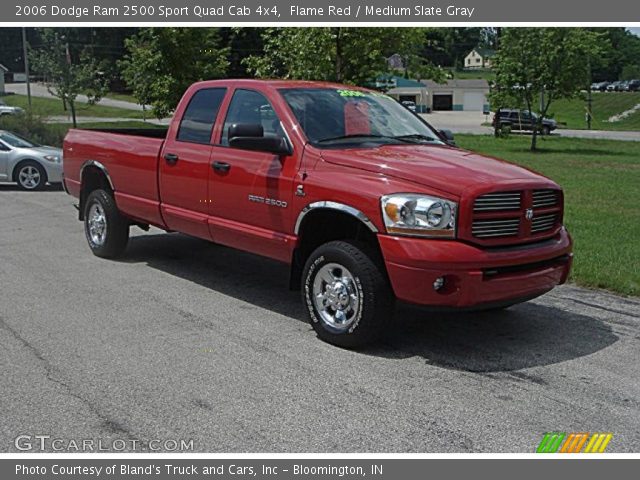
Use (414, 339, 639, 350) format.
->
(0, 63, 9, 72)
(421, 79, 490, 89)
(471, 48, 496, 58)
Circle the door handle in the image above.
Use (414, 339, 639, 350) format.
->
(212, 161, 231, 173)
(164, 153, 179, 165)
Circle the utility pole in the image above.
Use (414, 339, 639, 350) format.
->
(21, 27, 31, 107)
(586, 59, 593, 130)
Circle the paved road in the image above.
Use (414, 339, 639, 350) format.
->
(423, 112, 640, 141)
(5, 83, 143, 111)
(1, 187, 639, 453)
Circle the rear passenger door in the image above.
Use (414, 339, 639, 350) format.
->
(159, 87, 226, 239)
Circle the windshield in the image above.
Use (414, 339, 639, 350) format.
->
(0, 131, 38, 148)
(279, 88, 444, 148)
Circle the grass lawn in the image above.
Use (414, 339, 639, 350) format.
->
(456, 134, 640, 297)
(104, 92, 139, 104)
(549, 92, 640, 131)
(2, 94, 145, 120)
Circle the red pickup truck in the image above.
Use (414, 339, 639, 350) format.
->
(63, 79, 572, 347)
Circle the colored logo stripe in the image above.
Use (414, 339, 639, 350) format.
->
(537, 432, 613, 453)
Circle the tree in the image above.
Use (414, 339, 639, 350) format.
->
(490, 28, 602, 151)
(243, 28, 442, 86)
(29, 29, 109, 127)
(119, 28, 229, 119)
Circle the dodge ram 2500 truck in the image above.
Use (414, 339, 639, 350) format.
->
(63, 79, 572, 347)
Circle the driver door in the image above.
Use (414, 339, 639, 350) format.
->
(208, 88, 297, 262)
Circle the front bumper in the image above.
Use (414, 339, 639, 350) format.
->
(379, 228, 572, 308)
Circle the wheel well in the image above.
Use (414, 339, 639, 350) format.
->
(289, 209, 382, 290)
(12, 159, 44, 182)
(79, 166, 113, 220)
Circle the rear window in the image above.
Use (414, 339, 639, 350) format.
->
(177, 88, 226, 144)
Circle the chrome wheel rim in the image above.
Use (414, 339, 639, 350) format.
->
(18, 166, 41, 189)
(312, 263, 361, 331)
(87, 203, 107, 246)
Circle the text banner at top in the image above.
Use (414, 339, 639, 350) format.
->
(3, 0, 640, 23)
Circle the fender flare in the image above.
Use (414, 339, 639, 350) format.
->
(80, 160, 115, 191)
(294, 201, 379, 235)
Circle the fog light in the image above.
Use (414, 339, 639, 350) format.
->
(433, 276, 445, 291)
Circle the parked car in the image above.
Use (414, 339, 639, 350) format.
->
(606, 81, 623, 92)
(591, 82, 609, 92)
(0, 100, 24, 116)
(401, 100, 417, 112)
(0, 130, 63, 190)
(622, 79, 640, 92)
(62, 80, 572, 348)
(493, 109, 558, 135)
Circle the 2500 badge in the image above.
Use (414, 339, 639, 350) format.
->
(248, 194, 288, 208)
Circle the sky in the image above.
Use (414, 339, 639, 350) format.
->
(627, 27, 640, 36)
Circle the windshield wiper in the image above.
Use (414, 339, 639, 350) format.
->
(393, 133, 438, 143)
(317, 134, 400, 143)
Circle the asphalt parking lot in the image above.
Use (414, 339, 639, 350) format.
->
(1, 186, 639, 453)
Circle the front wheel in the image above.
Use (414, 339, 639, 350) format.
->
(16, 161, 47, 191)
(302, 241, 393, 348)
(84, 189, 129, 258)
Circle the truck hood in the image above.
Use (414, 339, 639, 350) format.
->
(320, 144, 547, 197)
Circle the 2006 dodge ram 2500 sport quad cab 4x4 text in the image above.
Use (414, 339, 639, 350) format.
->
(63, 80, 573, 347)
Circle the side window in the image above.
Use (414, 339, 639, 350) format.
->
(177, 88, 226, 144)
(220, 89, 284, 146)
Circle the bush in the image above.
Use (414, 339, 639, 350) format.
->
(0, 113, 67, 147)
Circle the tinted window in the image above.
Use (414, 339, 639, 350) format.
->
(177, 88, 226, 144)
(221, 89, 284, 146)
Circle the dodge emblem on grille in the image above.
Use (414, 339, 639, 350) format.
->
(525, 208, 534, 220)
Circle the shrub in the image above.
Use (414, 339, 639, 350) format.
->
(0, 113, 67, 147)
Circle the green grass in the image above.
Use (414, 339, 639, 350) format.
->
(103, 92, 139, 104)
(2, 94, 145, 119)
(456, 134, 640, 296)
(549, 92, 640, 131)
(446, 68, 495, 81)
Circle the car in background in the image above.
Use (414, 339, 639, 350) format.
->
(622, 79, 640, 92)
(401, 100, 417, 112)
(606, 81, 624, 92)
(493, 109, 557, 135)
(0, 100, 24, 116)
(0, 130, 63, 190)
(591, 81, 610, 92)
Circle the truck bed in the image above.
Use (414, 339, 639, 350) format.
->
(63, 128, 167, 227)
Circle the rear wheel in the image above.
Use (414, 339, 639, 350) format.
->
(16, 161, 47, 191)
(83, 189, 129, 258)
(302, 240, 393, 348)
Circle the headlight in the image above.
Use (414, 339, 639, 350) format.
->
(381, 194, 457, 238)
(43, 155, 60, 163)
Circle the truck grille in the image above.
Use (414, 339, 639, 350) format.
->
(531, 213, 557, 233)
(473, 191, 521, 212)
(532, 189, 559, 208)
(472, 218, 520, 238)
(467, 188, 563, 245)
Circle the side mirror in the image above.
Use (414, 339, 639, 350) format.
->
(229, 123, 292, 156)
(439, 129, 456, 146)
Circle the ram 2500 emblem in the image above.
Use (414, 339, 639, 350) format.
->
(248, 194, 288, 208)
(525, 208, 534, 220)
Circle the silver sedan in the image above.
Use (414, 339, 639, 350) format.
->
(0, 130, 63, 190)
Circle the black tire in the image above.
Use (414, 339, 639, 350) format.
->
(15, 161, 47, 191)
(83, 189, 129, 258)
(302, 240, 393, 348)
(541, 125, 551, 136)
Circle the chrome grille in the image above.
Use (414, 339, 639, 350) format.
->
(473, 191, 521, 212)
(472, 218, 520, 238)
(531, 213, 557, 233)
(532, 189, 559, 208)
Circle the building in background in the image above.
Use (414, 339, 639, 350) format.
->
(464, 48, 495, 70)
(0, 64, 8, 95)
(421, 79, 490, 112)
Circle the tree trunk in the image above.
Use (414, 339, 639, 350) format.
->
(334, 28, 342, 82)
(69, 99, 77, 128)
